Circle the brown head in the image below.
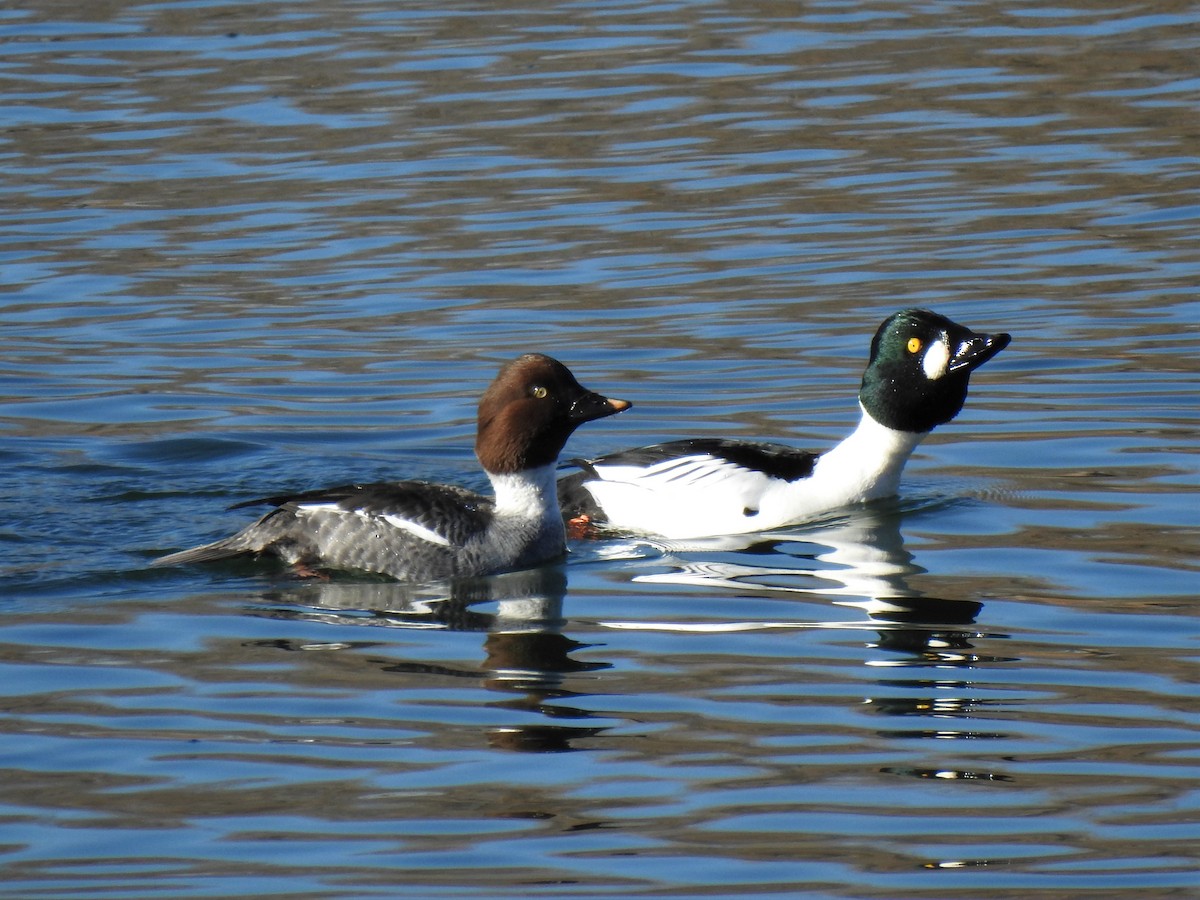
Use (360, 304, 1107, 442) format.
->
(475, 354, 630, 475)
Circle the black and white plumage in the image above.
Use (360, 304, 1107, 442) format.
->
(558, 309, 1010, 539)
(561, 438, 818, 523)
(152, 354, 629, 581)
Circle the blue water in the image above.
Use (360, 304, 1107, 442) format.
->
(2, 1, 1199, 897)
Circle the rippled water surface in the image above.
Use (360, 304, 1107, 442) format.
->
(2, 1, 1199, 897)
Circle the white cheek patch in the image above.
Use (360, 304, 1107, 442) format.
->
(922, 337, 951, 380)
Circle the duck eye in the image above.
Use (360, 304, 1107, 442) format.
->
(907, 337, 922, 354)
(530, 385, 548, 399)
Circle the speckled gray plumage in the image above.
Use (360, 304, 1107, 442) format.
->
(150, 353, 629, 581)
(153, 480, 566, 581)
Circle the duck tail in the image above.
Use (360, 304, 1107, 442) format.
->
(149, 538, 249, 568)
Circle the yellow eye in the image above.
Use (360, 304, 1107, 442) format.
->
(907, 337, 922, 354)
(530, 385, 548, 399)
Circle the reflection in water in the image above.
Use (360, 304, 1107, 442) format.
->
(604, 504, 986, 628)
(595, 506, 1014, 770)
(246, 566, 610, 752)
(2, 0, 1196, 890)
(243, 508, 1014, 770)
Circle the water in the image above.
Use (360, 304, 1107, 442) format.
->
(2, 1, 1198, 897)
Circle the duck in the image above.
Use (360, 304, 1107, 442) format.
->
(558, 309, 1010, 539)
(152, 353, 630, 581)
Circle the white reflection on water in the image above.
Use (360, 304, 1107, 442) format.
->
(594, 506, 986, 633)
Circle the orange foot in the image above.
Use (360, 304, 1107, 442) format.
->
(291, 562, 330, 580)
(567, 514, 595, 540)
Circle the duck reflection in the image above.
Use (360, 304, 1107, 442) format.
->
(249, 565, 609, 752)
(595, 504, 1013, 762)
(607, 503, 986, 637)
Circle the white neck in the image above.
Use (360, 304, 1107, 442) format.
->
(812, 405, 926, 503)
(488, 462, 560, 521)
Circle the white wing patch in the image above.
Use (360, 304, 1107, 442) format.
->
(295, 502, 342, 512)
(381, 514, 453, 547)
(295, 502, 453, 547)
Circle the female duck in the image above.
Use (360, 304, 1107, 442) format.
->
(154, 354, 629, 580)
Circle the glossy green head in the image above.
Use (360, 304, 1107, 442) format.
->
(859, 308, 1010, 433)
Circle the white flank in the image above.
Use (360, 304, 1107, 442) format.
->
(381, 513, 453, 547)
(583, 459, 776, 538)
(581, 406, 925, 539)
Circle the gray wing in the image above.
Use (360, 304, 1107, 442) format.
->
(152, 481, 494, 579)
